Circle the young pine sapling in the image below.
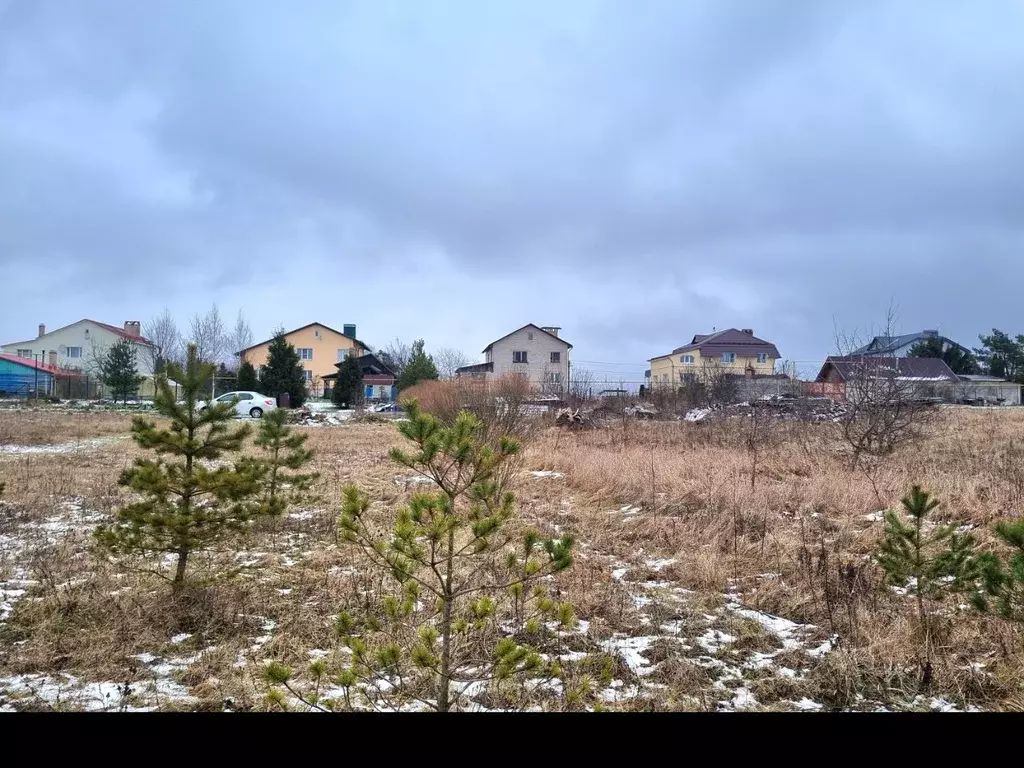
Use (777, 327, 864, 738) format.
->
(94, 345, 275, 593)
(876, 485, 980, 688)
(264, 400, 576, 711)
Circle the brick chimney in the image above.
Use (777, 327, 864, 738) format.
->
(541, 326, 561, 338)
(124, 321, 141, 337)
(741, 328, 754, 335)
(38, 323, 46, 338)
(49, 351, 57, 367)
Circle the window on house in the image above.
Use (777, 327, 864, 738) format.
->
(546, 372, 562, 383)
(337, 349, 346, 362)
(721, 352, 736, 363)
(550, 351, 561, 363)
(67, 347, 82, 358)
(661, 374, 668, 383)
(756, 353, 769, 364)
(299, 348, 313, 360)
(303, 370, 312, 381)
(314, 329, 321, 338)
(681, 355, 694, 365)
(513, 351, 528, 364)
(17, 349, 32, 358)
(528, 332, 534, 340)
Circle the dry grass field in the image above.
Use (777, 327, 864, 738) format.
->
(1, 405, 1022, 711)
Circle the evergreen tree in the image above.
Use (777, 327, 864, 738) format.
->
(94, 344, 273, 593)
(259, 330, 307, 407)
(237, 359, 259, 391)
(264, 400, 577, 712)
(974, 329, 1024, 382)
(973, 518, 1024, 625)
(907, 337, 978, 375)
(99, 337, 143, 404)
(250, 408, 317, 513)
(331, 353, 364, 407)
(395, 339, 439, 392)
(876, 486, 980, 687)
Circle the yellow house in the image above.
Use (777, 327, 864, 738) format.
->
(239, 322, 367, 394)
(647, 328, 780, 389)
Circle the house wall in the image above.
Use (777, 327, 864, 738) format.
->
(0, 321, 155, 375)
(241, 325, 363, 384)
(486, 328, 570, 393)
(648, 349, 776, 388)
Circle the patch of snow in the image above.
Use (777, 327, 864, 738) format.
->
(793, 698, 823, 711)
(684, 408, 712, 422)
(807, 634, 839, 658)
(288, 510, 317, 521)
(611, 567, 628, 581)
(645, 558, 676, 572)
(393, 475, 434, 486)
(719, 686, 758, 711)
(730, 607, 812, 651)
(863, 511, 885, 522)
(530, 470, 564, 479)
(601, 636, 662, 676)
(170, 633, 192, 644)
(697, 630, 736, 653)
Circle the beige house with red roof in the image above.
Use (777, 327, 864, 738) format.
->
(1, 319, 156, 375)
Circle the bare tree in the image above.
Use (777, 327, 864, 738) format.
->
(432, 347, 472, 379)
(143, 308, 181, 372)
(189, 304, 228, 364)
(832, 304, 938, 468)
(227, 309, 254, 371)
(568, 366, 596, 401)
(378, 338, 412, 376)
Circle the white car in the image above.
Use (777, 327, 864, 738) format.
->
(198, 391, 278, 419)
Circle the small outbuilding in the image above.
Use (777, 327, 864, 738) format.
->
(0, 353, 57, 398)
(955, 375, 1022, 405)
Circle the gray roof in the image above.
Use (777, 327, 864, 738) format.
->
(660, 328, 780, 360)
(481, 324, 572, 354)
(455, 361, 494, 374)
(959, 374, 1018, 383)
(850, 331, 968, 356)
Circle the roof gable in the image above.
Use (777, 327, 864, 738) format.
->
(3, 319, 154, 348)
(850, 331, 969, 356)
(482, 324, 572, 353)
(668, 328, 781, 359)
(816, 355, 959, 382)
(239, 322, 368, 355)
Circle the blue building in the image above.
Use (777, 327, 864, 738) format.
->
(0, 353, 57, 398)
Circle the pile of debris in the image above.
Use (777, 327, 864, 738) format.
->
(286, 407, 348, 426)
(624, 404, 657, 419)
(554, 407, 592, 429)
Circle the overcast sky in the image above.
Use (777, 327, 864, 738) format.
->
(2, 0, 1023, 385)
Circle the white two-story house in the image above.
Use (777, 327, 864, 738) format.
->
(1, 319, 156, 375)
(456, 324, 571, 394)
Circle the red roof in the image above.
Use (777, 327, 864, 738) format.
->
(92, 320, 153, 345)
(0, 353, 61, 374)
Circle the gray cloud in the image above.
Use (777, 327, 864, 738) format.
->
(2, 0, 1023, 380)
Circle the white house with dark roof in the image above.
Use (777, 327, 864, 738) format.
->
(455, 324, 571, 394)
(1, 319, 156, 374)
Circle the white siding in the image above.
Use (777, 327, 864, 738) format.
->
(488, 328, 570, 393)
(0, 321, 155, 374)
